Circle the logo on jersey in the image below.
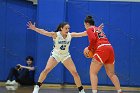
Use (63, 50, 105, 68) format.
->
(58, 41, 70, 44)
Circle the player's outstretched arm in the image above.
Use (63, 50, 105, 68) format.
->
(70, 23, 104, 38)
(27, 21, 55, 37)
(71, 31, 87, 37)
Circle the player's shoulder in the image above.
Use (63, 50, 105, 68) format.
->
(87, 26, 96, 32)
(52, 32, 58, 39)
(55, 31, 61, 37)
(56, 31, 60, 34)
(67, 32, 71, 36)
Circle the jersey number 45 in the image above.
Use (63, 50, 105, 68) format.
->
(60, 45, 66, 50)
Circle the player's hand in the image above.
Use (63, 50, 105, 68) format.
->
(84, 47, 90, 58)
(17, 64, 22, 67)
(98, 23, 104, 31)
(27, 21, 36, 30)
(16, 64, 22, 70)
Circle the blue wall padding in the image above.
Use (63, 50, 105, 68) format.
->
(0, 0, 37, 81)
(129, 2, 140, 86)
(0, 0, 7, 80)
(107, 2, 131, 86)
(66, 0, 140, 86)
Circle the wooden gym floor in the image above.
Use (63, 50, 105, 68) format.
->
(0, 83, 140, 93)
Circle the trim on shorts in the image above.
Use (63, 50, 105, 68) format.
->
(50, 56, 60, 63)
(94, 54, 104, 64)
(113, 61, 115, 64)
(97, 44, 111, 49)
(61, 56, 71, 63)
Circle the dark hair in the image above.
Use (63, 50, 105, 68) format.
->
(84, 16, 95, 26)
(55, 22, 69, 32)
(26, 56, 34, 61)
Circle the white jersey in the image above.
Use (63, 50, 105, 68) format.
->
(52, 31, 72, 55)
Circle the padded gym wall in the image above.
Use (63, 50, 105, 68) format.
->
(0, 0, 37, 81)
(0, 0, 7, 81)
(66, 0, 140, 86)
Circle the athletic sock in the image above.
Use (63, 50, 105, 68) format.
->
(36, 82, 42, 87)
(117, 89, 122, 93)
(92, 90, 97, 93)
(78, 86, 84, 91)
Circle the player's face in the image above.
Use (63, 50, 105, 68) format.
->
(84, 22, 89, 30)
(26, 59, 32, 65)
(61, 24, 70, 35)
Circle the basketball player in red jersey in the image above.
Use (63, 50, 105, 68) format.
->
(84, 16, 122, 93)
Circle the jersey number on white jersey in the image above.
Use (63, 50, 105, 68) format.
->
(60, 45, 66, 50)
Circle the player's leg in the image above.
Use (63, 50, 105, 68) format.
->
(6, 67, 19, 85)
(33, 57, 58, 93)
(90, 58, 103, 93)
(63, 57, 85, 93)
(104, 64, 122, 93)
(104, 46, 122, 93)
(38, 57, 58, 83)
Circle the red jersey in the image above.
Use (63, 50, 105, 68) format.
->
(86, 26, 110, 52)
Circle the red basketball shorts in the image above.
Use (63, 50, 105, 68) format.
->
(93, 44, 115, 64)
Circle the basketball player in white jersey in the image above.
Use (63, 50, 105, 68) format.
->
(27, 21, 88, 93)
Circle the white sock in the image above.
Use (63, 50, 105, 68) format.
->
(92, 90, 97, 93)
(117, 89, 122, 93)
(81, 89, 84, 92)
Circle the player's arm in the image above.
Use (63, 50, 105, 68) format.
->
(27, 21, 56, 37)
(98, 23, 104, 31)
(17, 64, 35, 71)
(87, 28, 96, 50)
(71, 31, 87, 37)
(21, 66, 35, 71)
(87, 23, 103, 50)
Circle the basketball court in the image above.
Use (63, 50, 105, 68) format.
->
(0, 0, 140, 93)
